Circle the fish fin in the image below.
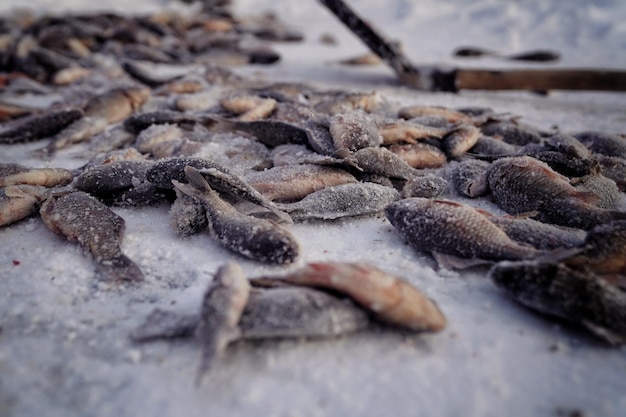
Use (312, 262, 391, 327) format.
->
(536, 247, 585, 264)
(96, 256, 144, 282)
(184, 166, 213, 193)
(195, 326, 241, 387)
(582, 320, 626, 346)
(130, 310, 198, 342)
(432, 251, 493, 270)
(575, 191, 600, 205)
(511, 211, 539, 220)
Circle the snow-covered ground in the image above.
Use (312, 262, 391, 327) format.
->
(1, 1, 625, 416)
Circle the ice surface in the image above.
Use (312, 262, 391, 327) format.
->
(1, 1, 626, 417)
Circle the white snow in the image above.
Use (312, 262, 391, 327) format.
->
(1, 1, 625, 417)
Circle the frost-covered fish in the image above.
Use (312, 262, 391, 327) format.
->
(378, 119, 448, 145)
(490, 261, 626, 346)
(385, 198, 541, 264)
(0, 163, 73, 187)
(39, 190, 144, 282)
(239, 286, 370, 339)
(245, 164, 358, 202)
(328, 110, 382, 151)
(220, 94, 277, 121)
(74, 160, 155, 194)
(468, 135, 518, 157)
(451, 159, 490, 198)
(487, 156, 626, 229)
(480, 120, 545, 146)
(38, 85, 150, 157)
(147, 157, 289, 221)
(173, 166, 299, 264)
(275, 262, 447, 332)
(0, 107, 83, 144)
(352, 147, 420, 180)
(401, 174, 448, 199)
(195, 263, 250, 385)
(169, 189, 209, 236)
(387, 143, 447, 169)
(208, 115, 309, 147)
(571, 173, 622, 210)
(397, 105, 474, 125)
(573, 131, 626, 159)
(484, 213, 586, 250)
(0, 185, 48, 226)
(276, 182, 399, 220)
(442, 125, 481, 159)
(131, 286, 370, 342)
(563, 220, 626, 277)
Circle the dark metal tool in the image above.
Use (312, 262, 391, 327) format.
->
(318, 0, 626, 92)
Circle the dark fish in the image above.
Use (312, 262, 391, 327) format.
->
(596, 155, 626, 191)
(563, 220, 626, 276)
(453, 46, 560, 62)
(0, 107, 83, 144)
(352, 147, 420, 180)
(172, 166, 300, 264)
(522, 150, 599, 178)
(402, 174, 448, 199)
(480, 121, 545, 146)
(451, 159, 490, 198)
(208, 115, 309, 147)
(169, 189, 209, 237)
(468, 135, 518, 157)
(74, 160, 154, 194)
(487, 156, 626, 229)
(385, 198, 541, 263)
(571, 174, 622, 210)
(573, 131, 626, 159)
(146, 157, 290, 222)
(195, 263, 250, 385)
(40, 190, 144, 282)
(239, 286, 370, 339)
(484, 214, 586, 250)
(490, 261, 626, 345)
(124, 110, 199, 134)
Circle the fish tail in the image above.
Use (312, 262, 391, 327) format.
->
(184, 166, 213, 193)
(96, 256, 144, 282)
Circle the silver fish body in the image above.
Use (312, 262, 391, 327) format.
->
(195, 263, 250, 384)
(173, 166, 300, 264)
(240, 286, 370, 339)
(401, 174, 448, 199)
(487, 156, 626, 229)
(39, 190, 144, 282)
(276, 182, 399, 220)
(329, 110, 382, 151)
(490, 261, 626, 345)
(385, 198, 541, 262)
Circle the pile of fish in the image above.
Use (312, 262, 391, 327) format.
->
(1, 7, 626, 379)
